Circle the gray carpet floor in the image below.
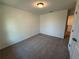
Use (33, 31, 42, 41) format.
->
(0, 34, 69, 59)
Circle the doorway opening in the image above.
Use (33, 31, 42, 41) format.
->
(64, 15, 74, 46)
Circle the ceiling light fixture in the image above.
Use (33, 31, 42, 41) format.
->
(33, 0, 48, 8)
(37, 3, 44, 8)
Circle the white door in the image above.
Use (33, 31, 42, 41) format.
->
(72, 12, 79, 59)
(68, 0, 79, 59)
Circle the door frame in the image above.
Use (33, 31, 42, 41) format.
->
(64, 10, 69, 39)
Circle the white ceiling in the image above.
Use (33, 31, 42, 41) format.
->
(0, 0, 77, 15)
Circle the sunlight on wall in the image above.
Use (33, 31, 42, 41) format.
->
(67, 16, 74, 26)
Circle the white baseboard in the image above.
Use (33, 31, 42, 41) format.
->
(0, 33, 39, 50)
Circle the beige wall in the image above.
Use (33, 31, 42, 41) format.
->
(0, 5, 40, 49)
(40, 10, 68, 38)
(67, 16, 74, 26)
(67, 15, 73, 32)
